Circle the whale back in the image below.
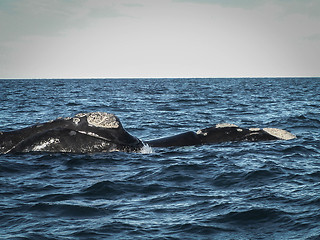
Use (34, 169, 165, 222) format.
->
(146, 124, 296, 148)
(146, 131, 201, 147)
(0, 112, 144, 154)
(196, 126, 280, 143)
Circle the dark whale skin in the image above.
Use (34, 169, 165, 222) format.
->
(146, 124, 295, 148)
(0, 112, 143, 154)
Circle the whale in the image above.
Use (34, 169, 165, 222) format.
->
(0, 112, 144, 154)
(146, 123, 297, 147)
(0, 112, 296, 154)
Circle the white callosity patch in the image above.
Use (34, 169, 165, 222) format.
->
(87, 112, 119, 128)
(75, 113, 87, 118)
(263, 128, 297, 140)
(196, 129, 207, 136)
(77, 130, 111, 141)
(249, 128, 261, 131)
(76, 112, 119, 129)
(72, 117, 81, 125)
(215, 123, 238, 128)
(32, 138, 60, 151)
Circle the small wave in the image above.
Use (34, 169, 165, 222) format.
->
(81, 180, 125, 198)
(216, 208, 290, 225)
(37, 193, 74, 202)
(0, 163, 21, 174)
(281, 114, 320, 128)
(306, 234, 320, 240)
(298, 171, 320, 186)
(281, 145, 320, 157)
(15, 233, 57, 240)
(244, 169, 276, 181)
(159, 173, 195, 183)
(308, 171, 320, 180)
(66, 102, 82, 106)
(29, 203, 106, 217)
(165, 164, 201, 172)
(81, 180, 172, 200)
(97, 222, 140, 236)
(72, 229, 111, 239)
(212, 171, 245, 188)
(166, 223, 235, 236)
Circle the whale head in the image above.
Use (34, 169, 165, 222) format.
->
(1, 112, 144, 154)
(67, 112, 144, 152)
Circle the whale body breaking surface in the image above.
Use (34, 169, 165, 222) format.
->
(0, 112, 296, 154)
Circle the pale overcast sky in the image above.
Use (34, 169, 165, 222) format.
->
(0, 0, 319, 78)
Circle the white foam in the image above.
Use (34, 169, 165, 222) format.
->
(139, 143, 154, 154)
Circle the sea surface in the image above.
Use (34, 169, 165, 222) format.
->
(0, 78, 319, 240)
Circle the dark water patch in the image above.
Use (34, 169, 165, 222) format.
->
(98, 221, 142, 235)
(66, 101, 82, 106)
(243, 169, 279, 184)
(81, 180, 127, 198)
(307, 235, 320, 240)
(211, 171, 245, 188)
(71, 229, 112, 240)
(244, 162, 286, 181)
(278, 114, 320, 130)
(62, 152, 129, 170)
(81, 179, 184, 201)
(215, 208, 290, 225)
(159, 172, 195, 183)
(0, 162, 24, 174)
(172, 161, 210, 171)
(307, 171, 320, 181)
(303, 196, 320, 208)
(37, 193, 75, 202)
(282, 145, 319, 156)
(123, 167, 159, 183)
(166, 223, 235, 237)
(244, 188, 291, 205)
(29, 202, 107, 218)
(13, 233, 57, 240)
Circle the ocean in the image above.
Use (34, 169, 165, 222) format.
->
(0, 78, 319, 239)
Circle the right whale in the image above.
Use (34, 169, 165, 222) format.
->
(146, 123, 296, 147)
(0, 112, 296, 154)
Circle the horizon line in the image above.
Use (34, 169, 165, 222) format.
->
(0, 76, 319, 80)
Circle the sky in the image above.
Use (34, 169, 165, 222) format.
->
(0, 0, 319, 79)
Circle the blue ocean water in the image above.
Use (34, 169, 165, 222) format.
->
(0, 78, 319, 239)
